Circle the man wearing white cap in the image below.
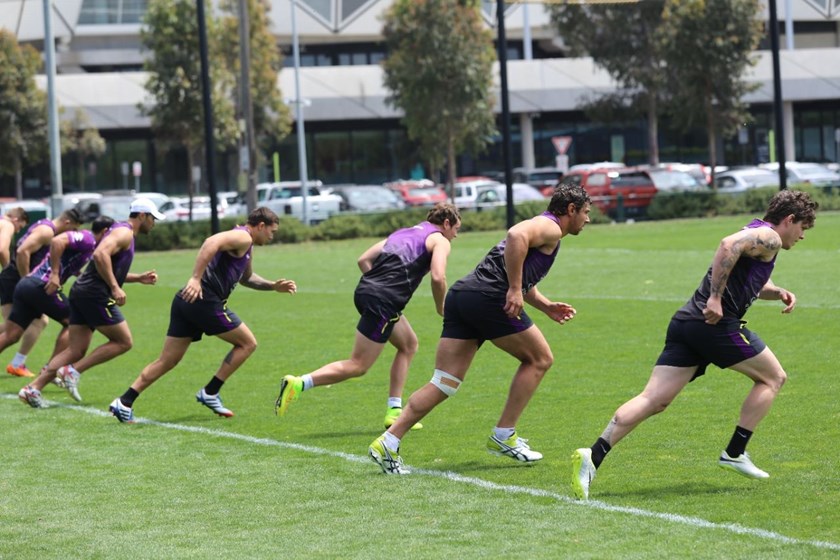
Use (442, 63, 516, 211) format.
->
(19, 198, 162, 407)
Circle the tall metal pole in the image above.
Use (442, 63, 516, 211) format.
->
(784, 0, 794, 50)
(291, 0, 309, 225)
(42, 0, 62, 215)
(496, 0, 514, 228)
(197, 0, 220, 232)
(237, 0, 257, 213)
(768, 0, 787, 190)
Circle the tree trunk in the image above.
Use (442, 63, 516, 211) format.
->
(14, 158, 23, 200)
(78, 152, 86, 192)
(706, 103, 717, 188)
(647, 95, 660, 165)
(187, 147, 195, 222)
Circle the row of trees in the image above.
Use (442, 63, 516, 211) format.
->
(549, 0, 764, 179)
(0, 29, 105, 197)
(140, 0, 290, 208)
(0, 0, 765, 202)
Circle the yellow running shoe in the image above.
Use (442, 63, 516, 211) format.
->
(486, 432, 543, 463)
(274, 375, 303, 416)
(368, 435, 408, 474)
(383, 407, 423, 430)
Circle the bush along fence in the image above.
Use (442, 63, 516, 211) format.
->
(134, 185, 840, 252)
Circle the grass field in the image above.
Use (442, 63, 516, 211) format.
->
(1, 212, 838, 559)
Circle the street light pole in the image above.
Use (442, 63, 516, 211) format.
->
(768, 0, 787, 190)
(197, 0, 220, 233)
(291, 0, 309, 225)
(496, 0, 514, 229)
(42, 0, 63, 215)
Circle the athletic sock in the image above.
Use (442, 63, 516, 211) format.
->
(387, 397, 402, 409)
(11, 352, 27, 368)
(120, 388, 139, 408)
(591, 437, 612, 469)
(493, 426, 516, 441)
(383, 431, 401, 451)
(725, 425, 753, 458)
(301, 374, 314, 391)
(204, 376, 224, 396)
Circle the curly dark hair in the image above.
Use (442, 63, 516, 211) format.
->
(547, 184, 591, 217)
(763, 189, 818, 228)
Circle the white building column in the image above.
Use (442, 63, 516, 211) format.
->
(520, 113, 535, 169)
(783, 100, 795, 162)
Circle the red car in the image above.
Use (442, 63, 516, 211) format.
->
(559, 167, 657, 218)
(385, 180, 448, 207)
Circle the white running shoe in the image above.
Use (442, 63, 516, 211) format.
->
(18, 385, 44, 408)
(486, 433, 543, 462)
(718, 450, 769, 479)
(368, 435, 409, 474)
(109, 398, 135, 423)
(571, 447, 596, 500)
(57, 365, 82, 402)
(196, 389, 234, 417)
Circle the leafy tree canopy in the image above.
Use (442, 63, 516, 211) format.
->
(382, 0, 497, 182)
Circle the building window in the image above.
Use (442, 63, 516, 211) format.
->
(79, 0, 149, 25)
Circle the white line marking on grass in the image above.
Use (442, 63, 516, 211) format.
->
(5, 393, 839, 552)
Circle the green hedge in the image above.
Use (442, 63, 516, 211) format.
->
(135, 187, 836, 252)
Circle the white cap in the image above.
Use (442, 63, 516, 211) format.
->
(129, 197, 165, 220)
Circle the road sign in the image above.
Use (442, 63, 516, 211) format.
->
(551, 136, 572, 155)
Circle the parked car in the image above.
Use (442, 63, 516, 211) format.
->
(475, 183, 546, 210)
(643, 168, 706, 192)
(568, 161, 625, 172)
(256, 181, 342, 224)
(77, 195, 134, 221)
(218, 191, 247, 216)
(159, 195, 226, 222)
(512, 167, 564, 196)
(51, 192, 103, 214)
(759, 162, 840, 190)
(453, 176, 504, 210)
(714, 168, 779, 193)
(656, 162, 711, 185)
(385, 180, 447, 207)
(327, 185, 406, 213)
(559, 168, 658, 218)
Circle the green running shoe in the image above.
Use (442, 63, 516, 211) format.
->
(274, 375, 303, 416)
(383, 407, 423, 430)
(571, 447, 596, 500)
(368, 435, 408, 474)
(486, 432, 543, 463)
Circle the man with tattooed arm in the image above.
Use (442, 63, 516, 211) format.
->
(571, 189, 818, 500)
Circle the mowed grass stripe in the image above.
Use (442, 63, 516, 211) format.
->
(3, 394, 838, 554)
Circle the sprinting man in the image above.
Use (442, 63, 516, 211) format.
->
(274, 203, 461, 429)
(368, 185, 591, 474)
(0, 208, 29, 269)
(0, 209, 84, 377)
(18, 198, 162, 407)
(6, 218, 114, 385)
(571, 189, 818, 500)
(108, 207, 297, 423)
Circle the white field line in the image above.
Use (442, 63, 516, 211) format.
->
(3, 393, 839, 552)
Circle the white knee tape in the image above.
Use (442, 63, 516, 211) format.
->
(431, 369, 461, 396)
